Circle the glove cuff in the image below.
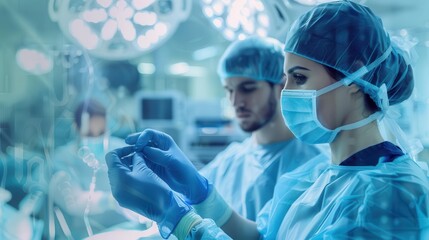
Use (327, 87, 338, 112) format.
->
(186, 218, 232, 240)
(158, 193, 192, 239)
(190, 176, 210, 204)
(173, 211, 203, 240)
(192, 185, 232, 227)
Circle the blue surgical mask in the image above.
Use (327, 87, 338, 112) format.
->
(281, 79, 382, 144)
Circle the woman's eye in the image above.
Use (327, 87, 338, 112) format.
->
(293, 73, 307, 85)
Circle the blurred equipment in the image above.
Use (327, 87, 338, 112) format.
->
(0, 187, 44, 240)
(135, 90, 186, 126)
(286, 0, 339, 6)
(49, 0, 192, 60)
(134, 90, 187, 148)
(100, 61, 140, 94)
(0, 187, 12, 203)
(184, 99, 247, 168)
(187, 118, 246, 167)
(200, 0, 289, 41)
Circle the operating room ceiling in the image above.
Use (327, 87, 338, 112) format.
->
(1, 0, 429, 56)
(0, 0, 429, 107)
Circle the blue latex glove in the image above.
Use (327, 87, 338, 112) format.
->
(126, 129, 209, 204)
(105, 146, 191, 239)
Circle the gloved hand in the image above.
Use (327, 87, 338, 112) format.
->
(105, 146, 191, 239)
(125, 129, 209, 204)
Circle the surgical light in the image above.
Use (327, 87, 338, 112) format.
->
(16, 48, 53, 75)
(286, 0, 337, 6)
(169, 62, 206, 77)
(200, 0, 289, 41)
(138, 62, 156, 75)
(49, 0, 191, 60)
(287, 0, 366, 6)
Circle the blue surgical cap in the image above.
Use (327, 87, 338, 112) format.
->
(218, 36, 285, 85)
(284, 0, 413, 108)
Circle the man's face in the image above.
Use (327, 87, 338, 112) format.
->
(86, 116, 106, 137)
(224, 77, 277, 132)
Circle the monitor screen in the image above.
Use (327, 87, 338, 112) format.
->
(141, 98, 173, 120)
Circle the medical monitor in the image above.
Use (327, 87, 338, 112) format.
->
(135, 91, 185, 127)
(141, 98, 173, 120)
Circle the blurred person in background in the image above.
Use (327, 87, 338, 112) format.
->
(50, 98, 143, 239)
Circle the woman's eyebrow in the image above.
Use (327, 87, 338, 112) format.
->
(287, 66, 310, 74)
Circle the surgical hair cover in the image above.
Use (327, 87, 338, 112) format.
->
(284, 0, 414, 108)
(218, 36, 285, 84)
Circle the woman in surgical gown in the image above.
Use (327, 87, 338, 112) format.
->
(105, 1, 429, 239)
(255, 1, 429, 238)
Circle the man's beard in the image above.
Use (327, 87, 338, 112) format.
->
(239, 90, 277, 133)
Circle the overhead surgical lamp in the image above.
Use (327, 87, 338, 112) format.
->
(286, 0, 366, 6)
(49, 0, 191, 60)
(286, 0, 336, 6)
(200, 0, 290, 41)
(16, 47, 53, 75)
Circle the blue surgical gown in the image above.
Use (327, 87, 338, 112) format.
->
(191, 142, 429, 239)
(199, 137, 329, 220)
(257, 142, 429, 239)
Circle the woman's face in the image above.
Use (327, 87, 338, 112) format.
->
(283, 53, 353, 130)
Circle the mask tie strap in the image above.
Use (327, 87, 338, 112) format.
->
(345, 46, 393, 93)
(316, 46, 393, 99)
(316, 78, 351, 97)
(336, 111, 383, 132)
(377, 84, 423, 161)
